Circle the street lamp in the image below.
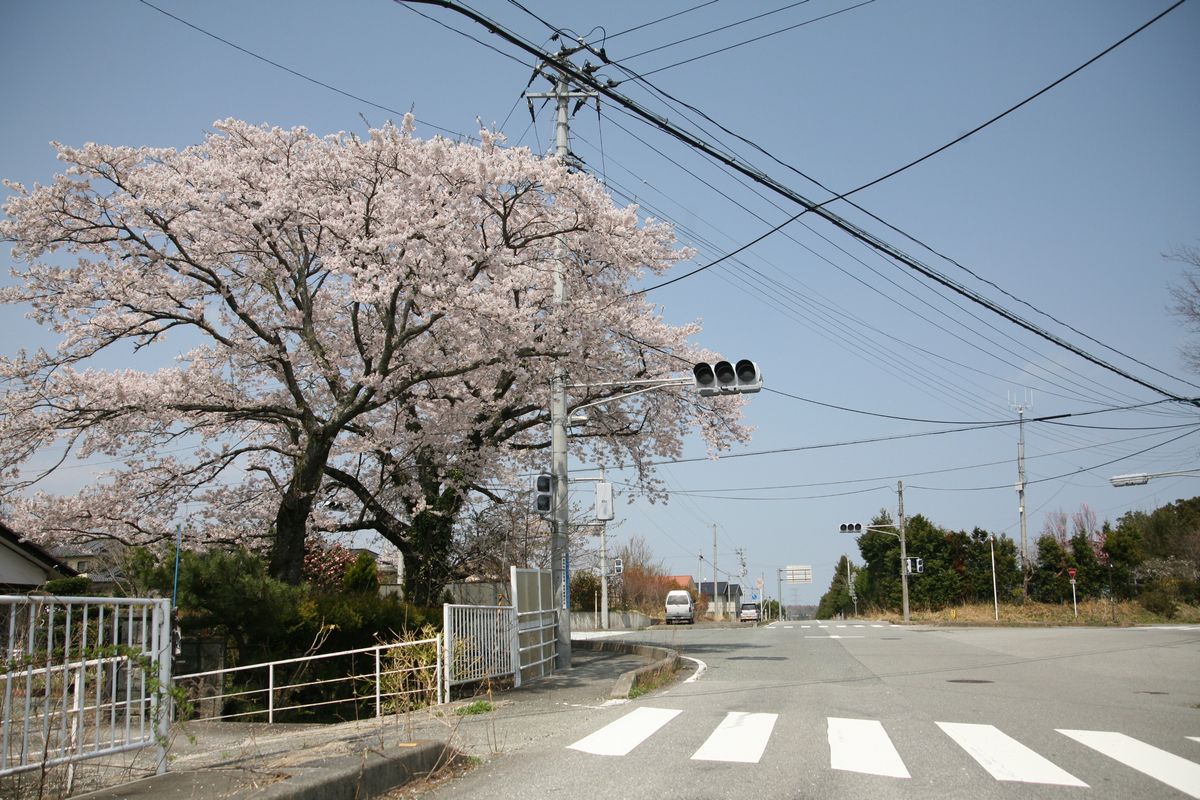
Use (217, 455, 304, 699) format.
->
(1110, 469, 1200, 487)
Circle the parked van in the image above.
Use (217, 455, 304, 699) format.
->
(665, 590, 695, 624)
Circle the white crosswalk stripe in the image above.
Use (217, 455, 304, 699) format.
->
(567, 709, 1200, 795)
(1060, 729, 1200, 798)
(827, 717, 910, 778)
(691, 711, 778, 763)
(937, 722, 1086, 786)
(567, 706, 681, 756)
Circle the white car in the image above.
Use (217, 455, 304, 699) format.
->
(739, 603, 760, 623)
(664, 590, 695, 624)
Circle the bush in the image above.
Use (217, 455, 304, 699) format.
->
(41, 575, 94, 596)
(1139, 588, 1178, 619)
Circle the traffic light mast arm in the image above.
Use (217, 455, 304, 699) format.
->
(567, 377, 694, 416)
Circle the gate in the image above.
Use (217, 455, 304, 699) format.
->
(0, 595, 172, 778)
(441, 567, 556, 699)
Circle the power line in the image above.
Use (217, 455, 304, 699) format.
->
(137, 0, 474, 140)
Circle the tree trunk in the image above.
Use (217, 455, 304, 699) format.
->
(269, 438, 333, 585)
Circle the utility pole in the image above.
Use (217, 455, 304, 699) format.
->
(527, 57, 595, 670)
(712, 524, 719, 621)
(599, 465, 609, 631)
(1012, 393, 1031, 599)
(898, 480, 910, 623)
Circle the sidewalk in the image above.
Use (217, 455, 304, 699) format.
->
(70, 638, 667, 800)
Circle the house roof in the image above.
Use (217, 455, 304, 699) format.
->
(0, 520, 77, 585)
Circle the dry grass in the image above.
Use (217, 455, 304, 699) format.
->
(867, 599, 1200, 627)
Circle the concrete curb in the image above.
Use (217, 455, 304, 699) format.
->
(72, 740, 449, 800)
(250, 739, 448, 800)
(573, 638, 680, 698)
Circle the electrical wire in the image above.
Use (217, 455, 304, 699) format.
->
(137, 0, 476, 140)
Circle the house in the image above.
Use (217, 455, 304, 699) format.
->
(52, 539, 125, 593)
(0, 521, 77, 593)
(666, 575, 694, 592)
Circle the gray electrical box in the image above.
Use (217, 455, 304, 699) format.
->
(595, 481, 614, 521)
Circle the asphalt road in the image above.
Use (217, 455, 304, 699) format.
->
(419, 620, 1200, 799)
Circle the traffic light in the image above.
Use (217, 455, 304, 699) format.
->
(906, 557, 924, 575)
(916, 557, 923, 574)
(839, 522, 863, 534)
(613, 557, 624, 575)
(693, 359, 762, 396)
(533, 473, 553, 517)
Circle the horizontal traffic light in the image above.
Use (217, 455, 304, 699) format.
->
(839, 522, 863, 533)
(693, 359, 762, 396)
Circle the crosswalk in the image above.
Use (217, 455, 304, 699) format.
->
(567, 707, 1200, 797)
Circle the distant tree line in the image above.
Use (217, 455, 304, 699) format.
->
(818, 496, 1200, 618)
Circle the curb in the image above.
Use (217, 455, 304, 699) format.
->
(573, 637, 680, 698)
(249, 739, 448, 800)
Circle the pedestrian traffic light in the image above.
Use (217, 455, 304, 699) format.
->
(916, 557, 923, 574)
(613, 557, 623, 575)
(906, 557, 924, 574)
(533, 473, 553, 517)
(839, 522, 862, 533)
(693, 359, 762, 396)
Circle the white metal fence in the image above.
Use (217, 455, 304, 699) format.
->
(0, 595, 172, 779)
(442, 605, 518, 695)
(174, 638, 443, 723)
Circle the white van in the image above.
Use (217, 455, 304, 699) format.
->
(665, 590, 695, 624)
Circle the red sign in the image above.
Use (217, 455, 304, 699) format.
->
(1067, 567, 1077, 578)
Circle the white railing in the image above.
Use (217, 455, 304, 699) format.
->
(443, 604, 519, 696)
(0, 595, 172, 779)
(174, 638, 443, 723)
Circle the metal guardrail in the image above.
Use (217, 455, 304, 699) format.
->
(0, 595, 172, 779)
(174, 638, 443, 723)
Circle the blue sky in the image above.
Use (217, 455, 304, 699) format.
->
(3, 1, 1198, 605)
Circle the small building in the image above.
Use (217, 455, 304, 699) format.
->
(0, 521, 77, 593)
(697, 580, 742, 619)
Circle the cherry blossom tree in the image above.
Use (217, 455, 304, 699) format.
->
(0, 118, 750, 602)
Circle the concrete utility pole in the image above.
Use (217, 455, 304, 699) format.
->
(1012, 395, 1031, 599)
(599, 466, 609, 631)
(712, 524, 719, 620)
(527, 60, 595, 670)
(898, 480, 910, 623)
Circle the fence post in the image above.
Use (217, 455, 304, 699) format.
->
(374, 647, 382, 719)
(436, 633, 445, 706)
(268, 664, 275, 724)
(153, 598, 172, 775)
(509, 606, 521, 689)
(441, 604, 451, 706)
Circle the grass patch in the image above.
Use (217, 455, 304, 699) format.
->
(882, 599, 1200, 626)
(628, 664, 678, 699)
(454, 700, 494, 716)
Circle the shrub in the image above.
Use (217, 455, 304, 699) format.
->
(1139, 588, 1178, 619)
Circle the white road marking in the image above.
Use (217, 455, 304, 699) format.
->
(568, 707, 682, 756)
(1059, 729, 1200, 798)
(691, 712, 778, 763)
(827, 717, 910, 778)
(937, 722, 1086, 786)
(682, 656, 707, 683)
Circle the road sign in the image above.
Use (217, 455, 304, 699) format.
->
(783, 565, 812, 584)
(1067, 567, 1076, 578)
